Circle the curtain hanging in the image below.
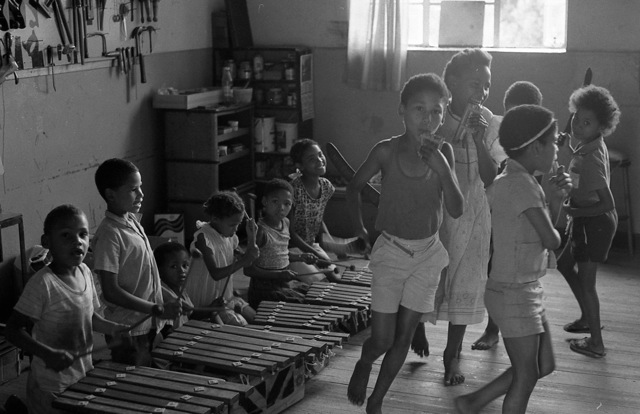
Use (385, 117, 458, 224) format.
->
(346, 0, 408, 91)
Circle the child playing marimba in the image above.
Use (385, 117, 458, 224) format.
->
(183, 191, 259, 326)
(6, 205, 128, 414)
(245, 178, 319, 309)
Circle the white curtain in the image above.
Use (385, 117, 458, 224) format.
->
(347, 0, 408, 91)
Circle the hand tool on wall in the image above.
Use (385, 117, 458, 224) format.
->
(138, 0, 144, 22)
(29, 0, 52, 18)
(46, 45, 56, 91)
(8, 0, 26, 29)
(51, 0, 75, 62)
(85, 0, 93, 25)
(2, 33, 19, 84)
(117, 2, 129, 41)
(96, 0, 105, 30)
(143, 0, 150, 22)
(131, 26, 148, 83)
(151, 0, 158, 21)
(86, 32, 106, 56)
(56, 43, 62, 60)
(71, 0, 79, 63)
(0, 1, 9, 30)
(80, 0, 88, 60)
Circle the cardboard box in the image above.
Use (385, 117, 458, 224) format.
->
(0, 339, 20, 384)
(153, 88, 223, 110)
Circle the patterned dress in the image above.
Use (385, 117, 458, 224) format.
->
(291, 176, 335, 244)
(424, 106, 494, 325)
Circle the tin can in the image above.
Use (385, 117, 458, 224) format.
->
(287, 93, 297, 107)
(284, 61, 295, 80)
(238, 61, 252, 80)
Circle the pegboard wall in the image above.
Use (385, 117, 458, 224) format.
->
(1, 0, 216, 74)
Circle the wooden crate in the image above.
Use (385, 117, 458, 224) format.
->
(152, 321, 312, 413)
(0, 337, 20, 385)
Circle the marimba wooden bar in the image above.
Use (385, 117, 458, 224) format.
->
(53, 360, 250, 414)
(338, 267, 372, 287)
(303, 282, 372, 330)
(254, 301, 358, 334)
(152, 320, 320, 413)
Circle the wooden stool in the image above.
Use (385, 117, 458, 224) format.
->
(0, 212, 28, 294)
(609, 150, 634, 256)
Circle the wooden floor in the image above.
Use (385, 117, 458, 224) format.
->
(1, 249, 638, 413)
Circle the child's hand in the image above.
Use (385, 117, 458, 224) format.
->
(181, 301, 194, 316)
(244, 244, 260, 262)
(419, 142, 449, 177)
(549, 165, 573, 195)
(300, 253, 317, 264)
(162, 301, 182, 319)
(190, 248, 202, 258)
(281, 270, 298, 281)
(245, 218, 258, 243)
(211, 296, 227, 308)
(44, 348, 74, 372)
(469, 113, 489, 142)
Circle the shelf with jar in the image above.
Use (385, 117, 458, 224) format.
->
(213, 46, 314, 181)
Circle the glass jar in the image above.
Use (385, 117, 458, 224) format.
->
(267, 88, 283, 105)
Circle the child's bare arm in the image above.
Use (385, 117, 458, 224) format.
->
(97, 269, 159, 314)
(524, 207, 561, 250)
(347, 141, 390, 245)
(196, 232, 254, 281)
(92, 313, 128, 336)
(470, 113, 498, 187)
(439, 143, 464, 218)
(563, 187, 615, 218)
(5, 311, 74, 372)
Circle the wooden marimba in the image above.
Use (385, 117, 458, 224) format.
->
(152, 320, 321, 413)
(53, 360, 251, 414)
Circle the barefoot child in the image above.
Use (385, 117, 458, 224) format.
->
(472, 80, 544, 351)
(414, 48, 498, 386)
(557, 85, 620, 358)
(289, 138, 341, 283)
(6, 205, 128, 414)
(244, 178, 319, 309)
(455, 105, 572, 414)
(183, 191, 259, 326)
(346, 73, 464, 414)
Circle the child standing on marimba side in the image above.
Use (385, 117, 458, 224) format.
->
(245, 178, 319, 309)
(6, 205, 129, 414)
(183, 191, 259, 326)
(346, 73, 464, 413)
(92, 158, 182, 367)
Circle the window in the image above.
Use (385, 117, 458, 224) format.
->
(408, 0, 567, 50)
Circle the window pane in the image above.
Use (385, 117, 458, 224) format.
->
(408, 0, 566, 49)
(498, 0, 566, 48)
(408, 4, 425, 45)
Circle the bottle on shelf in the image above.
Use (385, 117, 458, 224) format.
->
(221, 66, 234, 104)
(253, 53, 264, 80)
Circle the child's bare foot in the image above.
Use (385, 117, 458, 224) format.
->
(411, 323, 429, 357)
(444, 356, 465, 386)
(471, 330, 499, 350)
(348, 360, 372, 406)
(454, 395, 477, 414)
(366, 397, 383, 414)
